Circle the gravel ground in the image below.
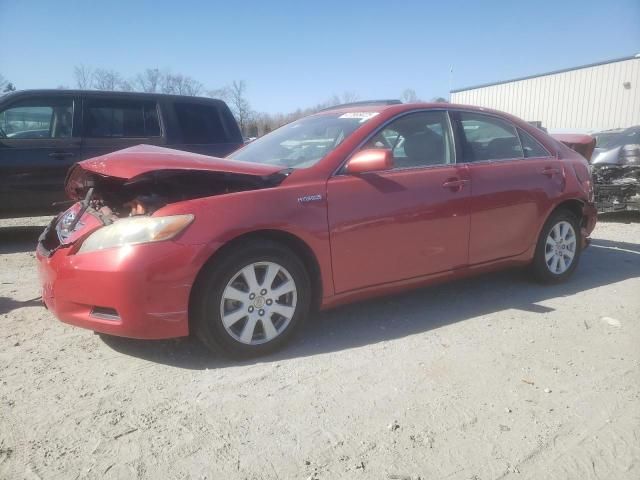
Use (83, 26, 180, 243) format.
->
(1, 213, 639, 480)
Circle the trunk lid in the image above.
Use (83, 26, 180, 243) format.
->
(551, 133, 596, 161)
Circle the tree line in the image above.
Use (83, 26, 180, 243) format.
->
(1, 68, 447, 136)
(0, 74, 17, 93)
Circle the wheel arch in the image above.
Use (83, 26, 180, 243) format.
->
(531, 198, 586, 257)
(188, 229, 323, 331)
(552, 198, 585, 224)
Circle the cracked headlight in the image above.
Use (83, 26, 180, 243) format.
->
(77, 215, 194, 254)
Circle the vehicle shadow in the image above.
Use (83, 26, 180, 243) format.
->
(0, 226, 44, 254)
(101, 235, 640, 370)
(0, 296, 42, 315)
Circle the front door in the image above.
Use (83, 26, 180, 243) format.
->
(327, 110, 471, 294)
(0, 93, 80, 216)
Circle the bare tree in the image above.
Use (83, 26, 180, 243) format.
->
(340, 91, 359, 103)
(74, 64, 94, 89)
(161, 73, 203, 96)
(93, 69, 122, 91)
(136, 68, 163, 93)
(401, 88, 419, 103)
(0, 74, 7, 91)
(431, 96, 448, 103)
(226, 80, 252, 135)
(119, 79, 136, 92)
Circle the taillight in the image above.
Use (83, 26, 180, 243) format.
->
(572, 162, 594, 202)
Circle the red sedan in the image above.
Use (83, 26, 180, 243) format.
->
(37, 102, 597, 357)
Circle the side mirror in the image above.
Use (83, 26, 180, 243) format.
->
(344, 149, 394, 174)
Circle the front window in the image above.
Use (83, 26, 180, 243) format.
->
(0, 97, 74, 139)
(362, 111, 454, 168)
(229, 112, 379, 168)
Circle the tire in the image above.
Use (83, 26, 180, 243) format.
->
(531, 209, 582, 284)
(192, 240, 311, 358)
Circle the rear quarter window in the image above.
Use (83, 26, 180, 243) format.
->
(174, 102, 230, 144)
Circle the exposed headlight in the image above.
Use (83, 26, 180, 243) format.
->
(77, 215, 194, 254)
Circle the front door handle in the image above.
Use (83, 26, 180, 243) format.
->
(442, 178, 469, 191)
(49, 151, 75, 159)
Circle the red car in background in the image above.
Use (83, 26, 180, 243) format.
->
(36, 102, 597, 357)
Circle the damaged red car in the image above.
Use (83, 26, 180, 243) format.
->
(37, 102, 597, 357)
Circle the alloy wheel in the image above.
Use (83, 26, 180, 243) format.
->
(219, 262, 297, 345)
(544, 220, 577, 274)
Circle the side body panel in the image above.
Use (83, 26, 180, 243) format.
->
(327, 165, 471, 293)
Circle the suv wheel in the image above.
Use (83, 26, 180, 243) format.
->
(193, 240, 311, 357)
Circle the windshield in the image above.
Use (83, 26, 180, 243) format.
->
(229, 112, 379, 168)
(595, 127, 640, 149)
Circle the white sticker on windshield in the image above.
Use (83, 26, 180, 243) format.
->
(339, 112, 380, 122)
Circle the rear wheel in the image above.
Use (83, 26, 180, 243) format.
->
(531, 210, 582, 283)
(193, 240, 311, 357)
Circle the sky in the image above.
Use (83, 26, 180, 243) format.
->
(1, 0, 639, 114)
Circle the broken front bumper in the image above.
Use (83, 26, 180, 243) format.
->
(595, 183, 640, 212)
(37, 240, 206, 339)
(593, 165, 640, 213)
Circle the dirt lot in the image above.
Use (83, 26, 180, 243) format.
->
(1, 214, 639, 480)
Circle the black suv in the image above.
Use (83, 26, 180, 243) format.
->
(0, 90, 243, 218)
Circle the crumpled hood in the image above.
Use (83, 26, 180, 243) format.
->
(66, 144, 285, 200)
(75, 144, 282, 180)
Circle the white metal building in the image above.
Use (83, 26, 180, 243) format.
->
(450, 55, 640, 132)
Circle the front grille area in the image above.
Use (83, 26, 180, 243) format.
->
(37, 216, 62, 256)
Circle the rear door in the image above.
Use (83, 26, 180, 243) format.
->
(80, 95, 165, 160)
(451, 111, 564, 264)
(0, 93, 80, 215)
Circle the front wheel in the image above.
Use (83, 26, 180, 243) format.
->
(192, 240, 311, 357)
(531, 210, 582, 283)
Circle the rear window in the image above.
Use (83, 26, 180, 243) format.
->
(518, 128, 549, 158)
(174, 102, 229, 144)
(84, 99, 160, 138)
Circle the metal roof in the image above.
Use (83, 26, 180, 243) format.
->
(450, 54, 640, 93)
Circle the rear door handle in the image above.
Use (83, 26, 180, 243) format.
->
(49, 151, 75, 159)
(541, 167, 562, 177)
(442, 178, 469, 190)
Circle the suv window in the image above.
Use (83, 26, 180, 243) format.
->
(174, 102, 228, 144)
(84, 99, 160, 138)
(363, 111, 453, 168)
(518, 128, 549, 158)
(457, 112, 523, 162)
(0, 98, 74, 139)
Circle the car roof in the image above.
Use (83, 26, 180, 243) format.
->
(1, 89, 227, 105)
(313, 102, 512, 117)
